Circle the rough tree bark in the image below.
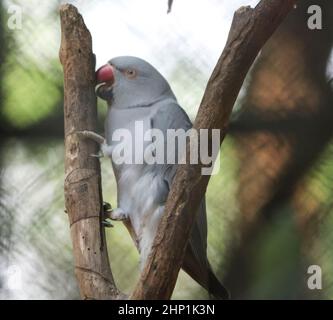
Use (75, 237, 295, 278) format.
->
(131, 0, 297, 300)
(59, 4, 122, 300)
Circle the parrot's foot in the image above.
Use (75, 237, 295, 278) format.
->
(77, 130, 107, 158)
(109, 208, 129, 221)
(102, 220, 114, 228)
(77, 130, 105, 145)
(102, 202, 114, 228)
(90, 151, 104, 159)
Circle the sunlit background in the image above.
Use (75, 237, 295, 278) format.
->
(1, 0, 333, 299)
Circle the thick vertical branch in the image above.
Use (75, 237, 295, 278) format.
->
(59, 4, 121, 300)
(131, 0, 297, 300)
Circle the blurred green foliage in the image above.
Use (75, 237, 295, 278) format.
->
(3, 57, 61, 128)
(1, 0, 62, 130)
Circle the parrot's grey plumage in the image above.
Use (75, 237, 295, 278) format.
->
(97, 56, 228, 299)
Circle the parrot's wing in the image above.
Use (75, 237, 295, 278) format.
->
(151, 100, 208, 273)
(151, 99, 192, 135)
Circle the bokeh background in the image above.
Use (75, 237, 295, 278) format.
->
(1, 0, 333, 299)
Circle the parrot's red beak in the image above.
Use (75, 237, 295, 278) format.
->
(96, 64, 114, 85)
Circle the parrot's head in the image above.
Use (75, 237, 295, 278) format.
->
(96, 56, 174, 108)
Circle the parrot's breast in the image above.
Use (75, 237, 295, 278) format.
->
(116, 164, 167, 267)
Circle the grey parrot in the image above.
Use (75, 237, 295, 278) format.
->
(81, 56, 228, 299)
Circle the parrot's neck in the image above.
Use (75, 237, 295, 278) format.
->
(109, 89, 177, 110)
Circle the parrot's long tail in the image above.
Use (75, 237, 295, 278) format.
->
(182, 247, 229, 299)
(207, 268, 230, 300)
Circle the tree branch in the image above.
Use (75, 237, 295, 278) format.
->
(59, 4, 122, 300)
(131, 0, 297, 300)
(167, 0, 173, 13)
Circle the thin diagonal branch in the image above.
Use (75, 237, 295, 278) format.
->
(131, 0, 297, 300)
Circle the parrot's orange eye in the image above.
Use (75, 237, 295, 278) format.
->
(124, 68, 137, 79)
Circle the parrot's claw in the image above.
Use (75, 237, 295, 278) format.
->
(90, 152, 104, 159)
(103, 201, 112, 211)
(103, 201, 113, 218)
(102, 202, 114, 228)
(102, 220, 114, 228)
(76, 130, 105, 145)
